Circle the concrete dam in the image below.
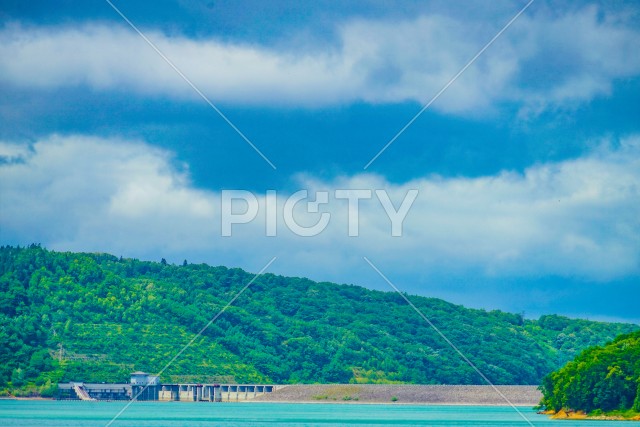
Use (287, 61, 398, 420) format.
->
(57, 372, 282, 402)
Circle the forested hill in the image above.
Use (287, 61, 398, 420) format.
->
(540, 330, 640, 416)
(1, 246, 638, 396)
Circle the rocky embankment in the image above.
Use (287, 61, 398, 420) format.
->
(252, 384, 541, 405)
(547, 410, 640, 421)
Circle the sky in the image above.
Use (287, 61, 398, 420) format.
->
(0, 0, 639, 323)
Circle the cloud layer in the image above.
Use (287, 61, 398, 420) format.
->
(1, 134, 638, 287)
(1, 6, 639, 114)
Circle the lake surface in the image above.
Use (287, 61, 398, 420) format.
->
(0, 400, 623, 426)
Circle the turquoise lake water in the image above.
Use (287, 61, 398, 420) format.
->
(0, 401, 625, 426)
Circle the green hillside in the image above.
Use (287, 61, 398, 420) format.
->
(540, 330, 640, 416)
(1, 245, 637, 397)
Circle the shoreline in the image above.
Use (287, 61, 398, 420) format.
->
(2, 384, 542, 406)
(240, 400, 536, 406)
(540, 409, 640, 421)
(0, 396, 53, 401)
(0, 398, 535, 407)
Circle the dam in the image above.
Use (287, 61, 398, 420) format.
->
(57, 372, 281, 402)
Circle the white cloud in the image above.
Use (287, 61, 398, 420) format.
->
(0, 142, 32, 162)
(1, 5, 638, 114)
(1, 134, 638, 286)
(0, 135, 217, 254)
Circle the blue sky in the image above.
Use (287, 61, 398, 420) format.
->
(1, 0, 639, 323)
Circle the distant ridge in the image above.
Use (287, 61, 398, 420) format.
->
(1, 245, 637, 397)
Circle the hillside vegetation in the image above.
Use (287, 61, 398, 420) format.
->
(540, 330, 640, 417)
(1, 246, 637, 396)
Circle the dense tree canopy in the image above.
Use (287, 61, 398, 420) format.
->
(540, 330, 640, 413)
(1, 246, 637, 396)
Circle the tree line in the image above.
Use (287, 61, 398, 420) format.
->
(539, 330, 640, 414)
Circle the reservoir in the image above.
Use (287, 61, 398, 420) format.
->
(0, 400, 628, 427)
